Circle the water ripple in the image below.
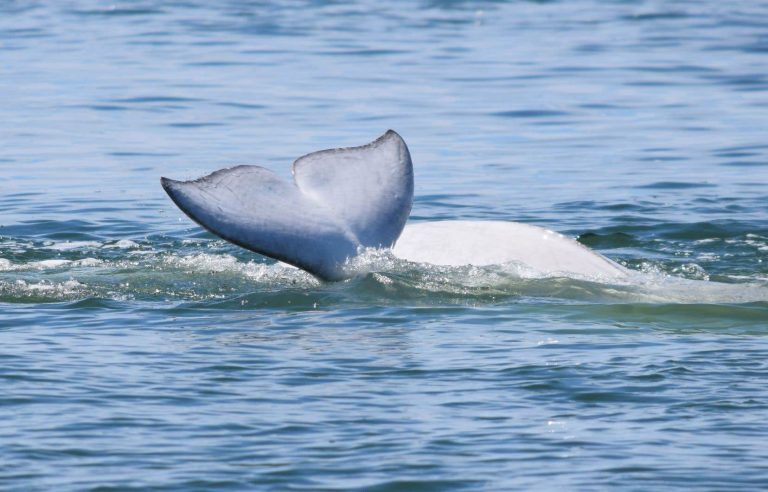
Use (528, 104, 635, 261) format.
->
(3, 0, 768, 489)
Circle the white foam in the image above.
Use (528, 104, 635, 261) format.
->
(7, 279, 85, 296)
(44, 241, 101, 251)
(73, 258, 104, 267)
(164, 253, 318, 284)
(30, 259, 72, 269)
(102, 239, 140, 249)
(0, 257, 105, 272)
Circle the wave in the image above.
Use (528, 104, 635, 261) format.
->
(1, 239, 766, 306)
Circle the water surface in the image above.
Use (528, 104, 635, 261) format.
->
(1, 1, 768, 490)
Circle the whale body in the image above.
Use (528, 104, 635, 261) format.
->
(162, 130, 413, 280)
(394, 221, 627, 279)
(162, 131, 627, 281)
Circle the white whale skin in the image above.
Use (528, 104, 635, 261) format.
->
(394, 220, 628, 279)
(162, 130, 626, 281)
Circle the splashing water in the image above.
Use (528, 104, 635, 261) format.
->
(2, 233, 766, 306)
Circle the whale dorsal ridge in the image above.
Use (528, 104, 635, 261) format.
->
(161, 130, 413, 280)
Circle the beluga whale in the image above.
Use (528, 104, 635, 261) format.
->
(161, 130, 628, 282)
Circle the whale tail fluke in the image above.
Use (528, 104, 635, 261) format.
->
(293, 129, 413, 248)
(161, 130, 413, 281)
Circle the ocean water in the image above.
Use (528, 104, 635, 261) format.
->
(2, 0, 768, 489)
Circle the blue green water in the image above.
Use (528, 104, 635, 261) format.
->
(2, 1, 768, 490)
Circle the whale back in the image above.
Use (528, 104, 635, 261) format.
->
(394, 221, 628, 279)
(161, 131, 414, 281)
(293, 130, 413, 248)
